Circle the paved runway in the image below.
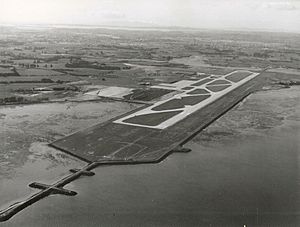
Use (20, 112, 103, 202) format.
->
(50, 70, 262, 163)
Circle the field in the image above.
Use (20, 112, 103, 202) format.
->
(0, 26, 299, 105)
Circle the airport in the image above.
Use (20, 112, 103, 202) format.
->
(0, 20, 299, 226)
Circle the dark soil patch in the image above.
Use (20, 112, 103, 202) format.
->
(191, 78, 213, 86)
(207, 80, 231, 86)
(152, 95, 211, 111)
(187, 89, 210, 95)
(225, 72, 252, 82)
(124, 88, 172, 101)
(123, 110, 182, 126)
(206, 85, 231, 92)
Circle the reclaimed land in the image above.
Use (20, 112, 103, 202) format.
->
(50, 75, 263, 163)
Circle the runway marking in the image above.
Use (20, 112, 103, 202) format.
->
(114, 70, 259, 129)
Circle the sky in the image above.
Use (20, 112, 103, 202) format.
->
(0, 0, 299, 32)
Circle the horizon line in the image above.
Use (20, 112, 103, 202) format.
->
(1, 22, 300, 35)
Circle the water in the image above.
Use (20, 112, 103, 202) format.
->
(0, 101, 138, 208)
(1, 87, 299, 226)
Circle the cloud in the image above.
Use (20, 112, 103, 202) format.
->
(102, 11, 126, 20)
(0, 0, 299, 32)
(262, 1, 298, 11)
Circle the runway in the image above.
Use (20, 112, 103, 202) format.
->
(50, 70, 262, 163)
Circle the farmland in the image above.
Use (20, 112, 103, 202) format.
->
(0, 25, 299, 226)
(0, 25, 299, 105)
